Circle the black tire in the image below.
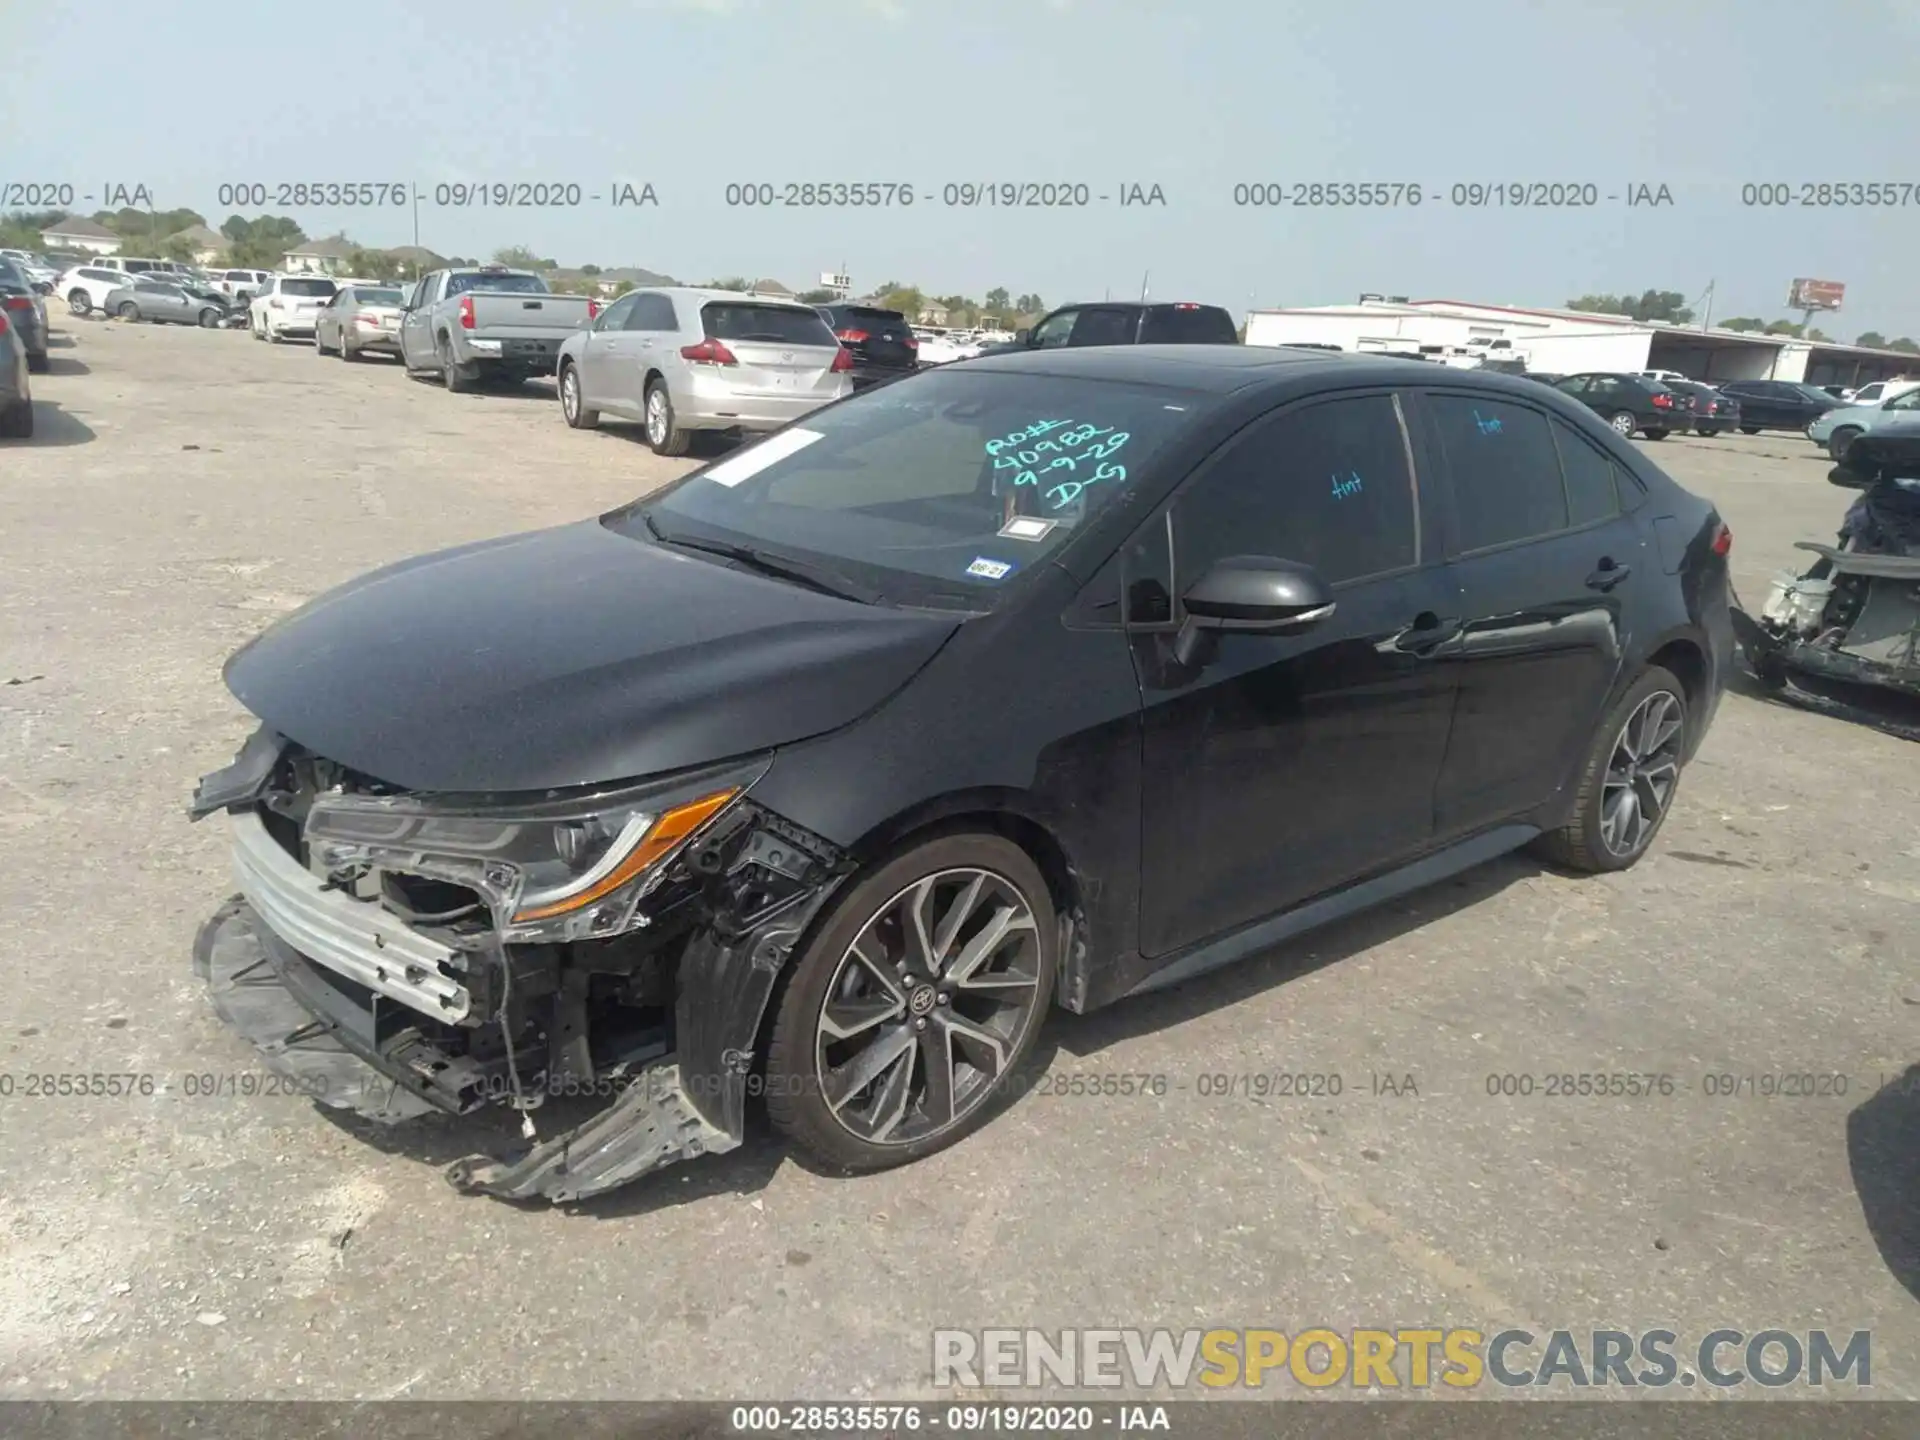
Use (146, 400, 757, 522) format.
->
(437, 333, 474, 393)
(27, 353, 49, 374)
(314, 323, 332, 355)
(1828, 427, 1862, 463)
(1608, 411, 1637, 438)
(1739, 425, 1760, 435)
(198, 308, 221, 329)
(1533, 665, 1688, 874)
(1644, 429, 1668, 441)
(341, 335, 359, 361)
(559, 361, 599, 429)
(67, 290, 91, 317)
(644, 378, 691, 456)
(763, 830, 1058, 1173)
(116, 301, 139, 320)
(0, 399, 31, 439)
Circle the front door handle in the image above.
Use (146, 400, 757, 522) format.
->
(1586, 559, 1632, 591)
(1392, 612, 1463, 654)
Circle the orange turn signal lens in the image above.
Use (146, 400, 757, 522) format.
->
(509, 788, 738, 923)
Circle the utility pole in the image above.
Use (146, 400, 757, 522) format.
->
(1139, 270, 1150, 303)
(1699, 279, 1713, 332)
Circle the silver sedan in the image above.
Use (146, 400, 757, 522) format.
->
(104, 279, 230, 328)
(313, 285, 409, 361)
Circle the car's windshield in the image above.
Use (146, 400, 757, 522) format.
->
(445, 271, 548, 296)
(617, 368, 1214, 609)
(281, 278, 337, 298)
(350, 288, 404, 305)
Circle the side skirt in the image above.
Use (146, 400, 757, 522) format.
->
(1124, 824, 1539, 998)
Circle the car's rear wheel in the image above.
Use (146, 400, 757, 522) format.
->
(116, 301, 139, 321)
(1643, 429, 1668, 440)
(438, 333, 474, 393)
(27, 353, 49, 374)
(67, 290, 90, 317)
(1609, 411, 1637, 437)
(559, 362, 598, 429)
(644, 378, 691, 456)
(1535, 666, 1688, 874)
(764, 831, 1057, 1173)
(1828, 427, 1862, 462)
(0, 399, 31, 439)
(1740, 425, 1760, 434)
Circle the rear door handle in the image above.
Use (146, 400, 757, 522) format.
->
(1392, 612, 1463, 654)
(1586, 560, 1632, 591)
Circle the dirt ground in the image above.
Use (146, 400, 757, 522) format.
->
(2, 318, 1917, 1402)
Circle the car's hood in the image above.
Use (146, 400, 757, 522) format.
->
(223, 519, 961, 793)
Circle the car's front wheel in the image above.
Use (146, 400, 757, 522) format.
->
(67, 290, 91, 317)
(1828, 427, 1862, 462)
(1740, 425, 1760, 435)
(1535, 666, 1688, 873)
(116, 301, 139, 321)
(198, 307, 221, 328)
(764, 831, 1057, 1172)
(1609, 411, 1637, 437)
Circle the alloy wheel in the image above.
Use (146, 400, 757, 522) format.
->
(561, 368, 579, 422)
(814, 867, 1044, 1146)
(1599, 689, 1683, 858)
(646, 389, 668, 446)
(1610, 412, 1636, 436)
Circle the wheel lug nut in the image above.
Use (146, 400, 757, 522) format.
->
(935, 992, 949, 1005)
(914, 1017, 928, 1031)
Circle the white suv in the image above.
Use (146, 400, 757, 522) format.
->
(58, 265, 142, 316)
(1842, 377, 1920, 408)
(216, 268, 273, 303)
(249, 274, 340, 341)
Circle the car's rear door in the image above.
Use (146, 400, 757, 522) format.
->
(621, 291, 682, 414)
(1410, 388, 1642, 838)
(700, 300, 843, 403)
(1136, 389, 1459, 956)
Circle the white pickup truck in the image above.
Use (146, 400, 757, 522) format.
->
(396, 266, 598, 391)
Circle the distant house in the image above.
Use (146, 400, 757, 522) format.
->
(39, 217, 121, 256)
(169, 223, 229, 265)
(747, 278, 792, 297)
(383, 245, 445, 278)
(281, 236, 360, 276)
(916, 300, 950, 326)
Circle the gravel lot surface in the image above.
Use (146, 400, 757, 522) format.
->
(3, 319, 1916, 1402)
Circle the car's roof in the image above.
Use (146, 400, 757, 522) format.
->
(634, 286, 816, 308)
(964, 343, 1515, 395)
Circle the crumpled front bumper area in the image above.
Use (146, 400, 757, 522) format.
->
(194, 899, 736, 1201)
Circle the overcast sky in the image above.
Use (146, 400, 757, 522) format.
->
(5, 0, 1916, 336)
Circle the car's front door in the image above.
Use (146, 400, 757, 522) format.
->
(576, 294, 637, 411)
(1027, 308, 1079, 349)
(1136, 390, 1458, 957)
(1067, 306, 1138, 348)
(400, 274, 438, 363)
(1412, 390, 1642, 837)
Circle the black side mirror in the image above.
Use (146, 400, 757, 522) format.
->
(1172, 556, 1335, 667)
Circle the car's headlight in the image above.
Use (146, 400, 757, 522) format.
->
(303, 759, 765, 942)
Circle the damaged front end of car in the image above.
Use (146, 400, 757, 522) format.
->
(188, 727, 849, 1202)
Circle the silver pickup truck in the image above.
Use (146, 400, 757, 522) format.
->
(396, 266, 597, 391)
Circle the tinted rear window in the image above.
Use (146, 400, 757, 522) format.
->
(1137, 306, 1238, 344)
(348, 288, 404, 305)
(702, 302, 837, 347)
(281, 278, 338, 298)
(832, 307, 907, 328)
(444, 271, 549, 296)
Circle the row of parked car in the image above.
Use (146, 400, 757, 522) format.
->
(0, 254, 53, 437)
(1517, 368, 1919, 461)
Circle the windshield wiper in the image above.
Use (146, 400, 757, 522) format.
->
(643, 513, 883, 604)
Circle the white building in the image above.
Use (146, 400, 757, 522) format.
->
(1245, 298, 1918, 390)
(39, 217, 121, 256)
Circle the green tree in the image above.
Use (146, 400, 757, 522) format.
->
(1807, 327, 1832, 343)
(580, 263, 602, 276)
(0, 209, 68, 250)
(1890, 338, 1920, 354)
(1015, 292, 1045, 313)
(219, 215, 308, 268)
(881, 286, 925, 320)
(1856, 331, 1888, 348)
(984, 286, 1011, 312)
(1763, 320, 1802, 337)
(492, 244, 556, 270)
(796, 287, 837, 303)
(1565, 289, 1692, 324)
(1719, 317, 1765, 333)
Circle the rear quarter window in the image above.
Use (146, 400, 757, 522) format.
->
(702, 303, 838, 347)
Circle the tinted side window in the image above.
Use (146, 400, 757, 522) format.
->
(1069, 308, 1137, 347)
(1429, 394, 1568, 550)
(1549, 418, 1621, 528)
(1173, 395, 1418, 588)
(1138, 306, 1238, 344)
(596, 294, 637, 330)
(630, 293, 678, 330)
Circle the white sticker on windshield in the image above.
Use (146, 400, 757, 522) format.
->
(702, 428, 825, 487)
(998, 516, 1058, 541)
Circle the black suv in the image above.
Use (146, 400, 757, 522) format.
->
(979, 300, 1239, 356)
(1714, 379, 1839, 434)
(814, 303, 919, 390)
(192, 349, 1732, 1202)
(1661, 380, 1740, 436)
(1552, 372, 1689, 439)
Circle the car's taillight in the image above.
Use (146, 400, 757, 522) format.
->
(587, 300, 601, 320)
(1712, 522, 1733, 557)
(835, 328, 868, 343)
(459, 294, 475, 330)
(0, 313, 10, 336)
(1, 296, 31, 313)
(904, 336, 919, 350)
(1651, 393, 1672, 408)
(831, 347, 854, 374)
(681, 338, 738, 365)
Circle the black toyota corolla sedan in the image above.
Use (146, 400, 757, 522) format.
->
(191, 346, 1735, 1202)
